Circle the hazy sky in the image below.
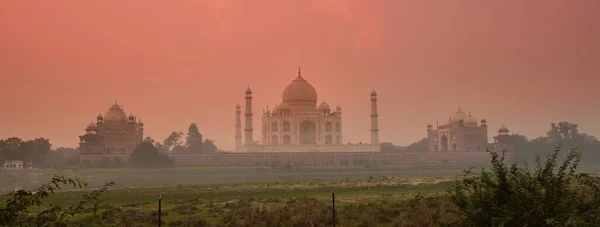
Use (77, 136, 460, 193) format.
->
(1, 0, 599, 150)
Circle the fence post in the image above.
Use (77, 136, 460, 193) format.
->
(332, 192, 336, 227)
(158, 193, 164, 227)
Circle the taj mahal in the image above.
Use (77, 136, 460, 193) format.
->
(232, 67, 381, 153)
(77, 67, 516, 166)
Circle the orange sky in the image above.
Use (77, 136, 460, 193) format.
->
(1, 0, 599, 150)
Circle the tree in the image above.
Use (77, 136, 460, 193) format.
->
(23, 138, 52, 167)
(143, 136, 155, 144)
(154, 142, 167, 152)
(163, 132, 184, 151)
(449, 147, 600, 226)
(0, 137, 52, 167)
(405, 138, 428, 152)
(380, 142, 405, 152)
(0, 137, 24, 161)
(547, 122, 580, 142)
(203, 139, 218, 153)
(45, 147, 79, 168)
(0, 139, 6, 166)
(186, 123, 203, 152)
(129, 142, 173, 167)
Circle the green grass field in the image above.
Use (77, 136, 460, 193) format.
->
(5, 164, 600, 226)
(31, 175, 456, 206)
(22, 176, 458, 226)
(1, 166, 469, 226)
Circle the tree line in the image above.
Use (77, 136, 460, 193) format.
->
(3, 121, 598, 168)
(124, 123, 225, 168)
(0, 123, 224, 169)
(143, 123, 223, 153)
(381, 121, 600, 162)
(0, 138, 78, 169)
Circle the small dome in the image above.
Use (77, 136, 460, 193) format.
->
(86, 122, 97, 130)
(276, 102, 291, 110)
(336, 105, 342, 110)
(371, 89, 377, 96)
(128, 114, 135, 121)
(451, 106, 468, 122)
(96, 114, 103, 120)
(463, 112, 478, 125)
(499, 124, 509, 133)
(481, 118, 487, 123)
(104, 103, 128, 122)
(235, 104, 241, 109)
(281, 68, 318, 107)
(318, 101, 331, 110)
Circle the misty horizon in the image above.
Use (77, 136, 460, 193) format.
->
(1, 0, 599, 150)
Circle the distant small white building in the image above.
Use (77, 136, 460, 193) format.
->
(2, 160, 32, 169)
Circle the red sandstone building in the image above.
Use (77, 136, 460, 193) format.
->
(427, 107, 515, 152)
(79, 102, 144, 164)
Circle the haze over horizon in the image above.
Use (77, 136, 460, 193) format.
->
(1, 0, 599, 150)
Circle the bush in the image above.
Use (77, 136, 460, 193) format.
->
(172, 204, 199, 215)
(0, 175, 114, 226)
(169, 216, 209, 226)
(219, 197, 332, 226)
(449, 147, 600, 226)
(129, 142, 174, 168)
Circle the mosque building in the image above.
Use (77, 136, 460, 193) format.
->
(78, 102, 144, 160)
(426, 107, 515, 152)
(233, 67, 381, 153)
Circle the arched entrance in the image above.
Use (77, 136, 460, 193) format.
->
(441, 135, 448, 152)
(325, 135, 333, 144)
(299, 120, 316, 144)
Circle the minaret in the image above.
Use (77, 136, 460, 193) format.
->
(244, 87, 254, 145)
(235, 104, 243, 150)
(370, 89, 380, 144)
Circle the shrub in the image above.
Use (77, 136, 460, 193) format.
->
(449, 147, 600, 226)
(129, 142, 174, 168)
(0, 175, 114, 226)
(169, 216, 209, 226)
(219, 197, 332, 226)
(172, 204, 199, 215)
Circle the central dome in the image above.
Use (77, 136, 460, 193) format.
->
(281, 69, 318, 107)
(104, 103, 128, 122)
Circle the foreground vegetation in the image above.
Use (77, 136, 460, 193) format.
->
(2, 147, 600, 226)
(0, 175, 457, 226)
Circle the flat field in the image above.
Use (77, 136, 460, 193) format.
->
(1, 165, 475, 226)
(3, 175, 461, 226)
(0, 164, 473, 190)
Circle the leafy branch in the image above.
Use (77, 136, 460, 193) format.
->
(0, 175, 114, 226)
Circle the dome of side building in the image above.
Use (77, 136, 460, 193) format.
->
(104, 103, 128, 122)
(463, 112, 478, 126)
(318, 101, 331, 110)
(86, 122, 97, 130)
